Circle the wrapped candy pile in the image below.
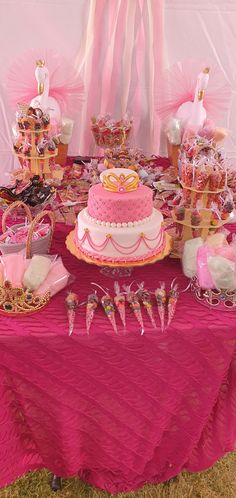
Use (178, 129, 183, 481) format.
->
(0, 222, 50, 245)
(0, 176, 55, 208)
(91, 114, 132, 148)
(80, 152, 164, 190)
(103, 146, 143, 170)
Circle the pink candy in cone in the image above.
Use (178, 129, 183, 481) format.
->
(142, 300, 156, 329)
(101, 294, 118, 334)
(125, 289, 144, 335)
(86, 293, 99, 335)
(114, 294, 126, 328)
(137, 283, 156, 329)
(65, 292, 79, 336)
(114, 281, 126, 328)
(155, 283, 166, 332)
(167, 281, 179, 328)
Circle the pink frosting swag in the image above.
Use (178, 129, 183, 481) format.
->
(75, 225, 165, 261)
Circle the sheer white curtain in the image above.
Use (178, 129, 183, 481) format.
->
(73, 0, 163, 155)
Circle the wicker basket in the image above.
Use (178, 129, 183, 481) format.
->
(0, 201, 55, 258)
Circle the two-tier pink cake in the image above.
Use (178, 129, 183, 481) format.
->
(76, 168, 166, 263)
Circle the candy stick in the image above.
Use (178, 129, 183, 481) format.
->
(65, 292, 79, 336)
(86, 292, 99, 335)
(182, 188, 192, 207)
(114, 281, 126, 328)
(182, 162, 194, 187)
(155, 283, 166, 332)
(123, 284, 144, 335)
(167, 280, 179, 328)
(191, 208, 202, 238)
(136, 282, 156, 329)
(194, 167, 210, 206)
(175, 205, 185, 221)
(206, 169, 221, 207)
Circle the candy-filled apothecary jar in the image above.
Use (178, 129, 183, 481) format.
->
(91, 114, 133, 150)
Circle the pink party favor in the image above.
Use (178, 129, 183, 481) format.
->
(35, 257, 70, 297)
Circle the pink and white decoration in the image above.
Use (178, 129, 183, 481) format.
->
(0, 0, 163, 183)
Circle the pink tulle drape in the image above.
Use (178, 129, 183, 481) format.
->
(74, 0, 163, 155)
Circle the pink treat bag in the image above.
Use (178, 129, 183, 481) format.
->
(0, 262, 3, 285)
(197, 245, 215, 289)
(1, 252, 26, 287)
(35, 257, 70, 297)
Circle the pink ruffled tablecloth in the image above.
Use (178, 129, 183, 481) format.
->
(0, 222, 236, 493)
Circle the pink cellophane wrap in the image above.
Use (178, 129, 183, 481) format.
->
(197, 241, 236, 289)
(1, 219, 236, 493)
(1, 252, 25, 286)
(0, 253, 70, 297)
(0, 262, 3, 285)
(3, 224, 49, 245)
(196, 246, 215, 289)
(35, 257, 70, 297)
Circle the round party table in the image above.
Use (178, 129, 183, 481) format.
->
(0, 223, 236, 493)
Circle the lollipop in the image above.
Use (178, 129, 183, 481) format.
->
(136, 282, 156, 329)
(182, 162, 194, 187)
(114, 281, 126, 328)
(65, 292, 79, 336)
(222, 190, 234, 219)
(182, 188, 192, 207)
(210, 203, 221, 226)
(167, 280, 179, 328)
(191, 208, 202, 237)
(175, 205, 185, 221)
(206, 169, 221, 207)
(194, 166, 210, 206)
(174, 206, 185, 239)
(219, 168, 227, 189)
(123, 284, 144, 335)
(86, 292, 99, 335)
(155, 283, 166, 332)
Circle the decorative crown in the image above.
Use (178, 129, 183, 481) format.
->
(191, 276, 236, 311)
(0, 281, 50, 315)
(102, 172, 139, 193)
(36, 59, 45, 67)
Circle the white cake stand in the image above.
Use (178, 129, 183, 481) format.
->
(65, 229, 172, 278)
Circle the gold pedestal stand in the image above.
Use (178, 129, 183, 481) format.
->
(171, 182, 228, 258)
(15, 127, 60, 180)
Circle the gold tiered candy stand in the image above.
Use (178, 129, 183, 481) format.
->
(15, 126, 58, 179)
(172, 182, 228, 257)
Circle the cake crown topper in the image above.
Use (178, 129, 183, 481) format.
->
(102, 171, 139, 193)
